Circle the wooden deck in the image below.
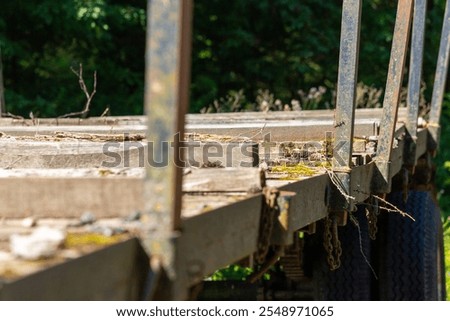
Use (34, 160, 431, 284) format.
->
(0, 108, 429, 299)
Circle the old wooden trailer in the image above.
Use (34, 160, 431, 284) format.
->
(0, 0, 448, 300)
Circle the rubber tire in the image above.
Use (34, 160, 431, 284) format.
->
(303, 206, 373, 300)
(378, 190, 444, 300)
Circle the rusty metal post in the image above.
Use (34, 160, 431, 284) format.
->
(142, 0, 193, 300)
(331, 0, 362, 212)
(429, 0, 450, 150)
(375, 0, 413, 192)
(405, 0, 427, 167)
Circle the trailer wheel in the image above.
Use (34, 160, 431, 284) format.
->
(378, 190, 445, 300)
(303, 206, 373, 300)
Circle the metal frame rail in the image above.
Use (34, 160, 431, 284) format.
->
(0, 0, 449, 300)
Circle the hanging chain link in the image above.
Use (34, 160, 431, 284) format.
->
(255, 187, 279, 265)
(323, 215, 342, 270)
(366, 196, 379, 240)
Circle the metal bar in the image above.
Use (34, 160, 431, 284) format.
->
(375, 0, 413, 192)
(142, 0, 193, 299)
(429, 0, 450, 149)
(332, 0, 362, 211)
(406, 0, 427, 154)
(144, 0, 192, 232)
(334, 0, 362, 170)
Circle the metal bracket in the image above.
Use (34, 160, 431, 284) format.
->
(271, 191, 297, 247)
(427, 123, 441, 153)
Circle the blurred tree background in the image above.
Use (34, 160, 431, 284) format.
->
(0, 0, 146, 117)
(0, 0, 446, 115)
(0, 0, 449, 225)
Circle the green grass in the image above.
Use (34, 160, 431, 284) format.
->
(445, 227, 450, 301)
(209, 265, 253, 281)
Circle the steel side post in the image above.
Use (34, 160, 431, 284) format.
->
(142, 0, 193, 300)
(375, 0, 413, 193)
(331, 0, 362, 213)
(429, 0, 450, 151)
(405, 0, 427, 168)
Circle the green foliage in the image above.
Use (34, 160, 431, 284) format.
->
(445, 229, 450, 300)
(209, 265, 272, 281)
(435, 94, 450, 301)
(209, 265, 253, 281)
(191, 0, 342, 112)
(0, 0, 448, 116)
(435, 94, 450, 224)
(0, 0, 146, 117)
(191, 1, 448, 112)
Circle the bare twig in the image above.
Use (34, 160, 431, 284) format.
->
(351, 188, 415, 221)
(348, 213, 378, 280)
(358, 198, 415, 221)
(1, 112, 24, 119)
(4, 156, 23, 170)
(246, 123, 267, 141)
(371, 194, 415, 221)
(100, 106, 110, 117)
(58, 63, 97, 118)
(29, 111, 37, 126)
(325, 168, 356, 202)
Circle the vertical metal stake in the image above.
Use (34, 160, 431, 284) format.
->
(405, 0, 427, 167)
(375, 0, 413, 192)
(143, 0, 193, 300)
(429, 0, 450, 150)
(332, 0, 362, 212)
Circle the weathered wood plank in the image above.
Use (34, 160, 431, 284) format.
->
(0, 108, 407, 127)
(0, 238, 149, 300)
(183, 168, 264, 193)
(0, 176, 143, 218)
(0, 193, 261, 296)
(177, 194, 262, 286)
(0, 168, 264, 218)
(0, 109, 408, 141)
(0, 125, 147, 137)
(267, 174, 329, 236)
(0, 139, 258, 169)
(185, 141, 258, 168)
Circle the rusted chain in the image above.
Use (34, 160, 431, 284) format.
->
(323, 215, 342, 270)
(254, 187, 279, 265)
(366, 196, 379, 241)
